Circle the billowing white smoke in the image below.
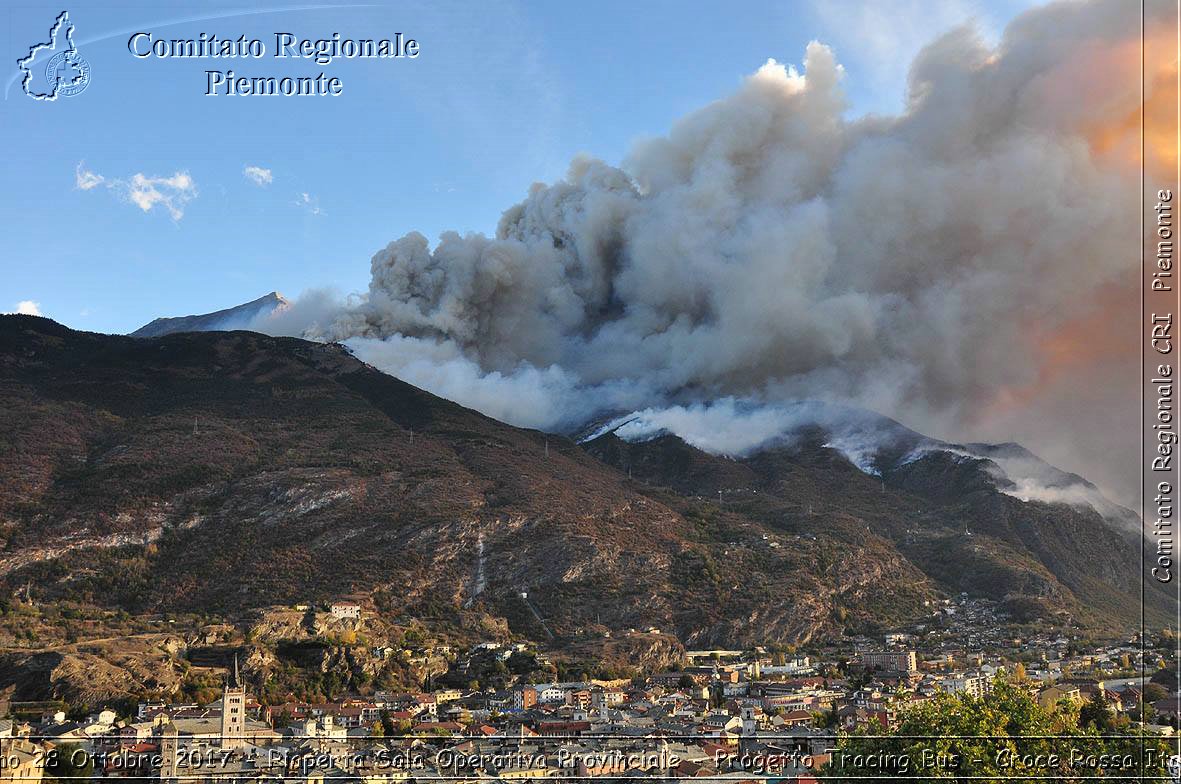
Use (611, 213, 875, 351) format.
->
(255, 0, 1161, 506)
(580, 398, 927, 476)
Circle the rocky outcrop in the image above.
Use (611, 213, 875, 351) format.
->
(0, 635, 187, 706)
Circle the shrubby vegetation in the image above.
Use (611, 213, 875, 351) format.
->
(823, 680, 1173, 783)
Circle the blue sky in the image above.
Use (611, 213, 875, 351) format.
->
(1, 0, 1035, 334)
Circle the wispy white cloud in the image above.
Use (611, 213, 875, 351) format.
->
(75, 162, 104, 190)
(125, 172, 196, 219)
(75, 161, 197, 220)
(243, 165, 273, 186)
(295, 191, 322, 216)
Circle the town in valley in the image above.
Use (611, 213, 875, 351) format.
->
(0, 595, 1173, 783)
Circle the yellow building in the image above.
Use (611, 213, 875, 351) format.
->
(1037, 684, 1081, 708)
(0, 739, 45, 784)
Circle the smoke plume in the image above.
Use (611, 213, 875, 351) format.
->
(256, 0, 1174, 507)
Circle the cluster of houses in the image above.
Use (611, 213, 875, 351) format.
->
(0, 629, 1168, 784)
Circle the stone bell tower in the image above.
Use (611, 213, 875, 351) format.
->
(158, 721, 178, 784)
(220, 655, 246, 750)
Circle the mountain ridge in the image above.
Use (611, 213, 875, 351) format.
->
(0, 315, 1165, 656)
(129, 291, 288, 338)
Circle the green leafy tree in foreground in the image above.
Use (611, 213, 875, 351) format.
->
(43, 743, 95, 784)
(822, 680, 1172, 783)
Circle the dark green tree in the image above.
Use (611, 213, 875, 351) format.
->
(1078, 690, 1113, 732)
(44, 744, 95, 783)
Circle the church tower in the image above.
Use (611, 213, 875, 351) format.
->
(740, 704, 759, 736)
(158, 721, 178, 784)
(220, 655, 246, 750)
(738, 704, 760, 759)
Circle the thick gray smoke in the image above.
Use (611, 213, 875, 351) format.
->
(256, 0, 1162, 506)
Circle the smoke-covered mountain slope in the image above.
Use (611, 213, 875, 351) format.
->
(578, 401, 1141, 533)
(0, 315, 1162, 650)
(582, 417, 1166, 629)
(129, 291, 288, 338)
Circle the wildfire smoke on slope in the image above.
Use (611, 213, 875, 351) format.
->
(256, 0, 1176, 507)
